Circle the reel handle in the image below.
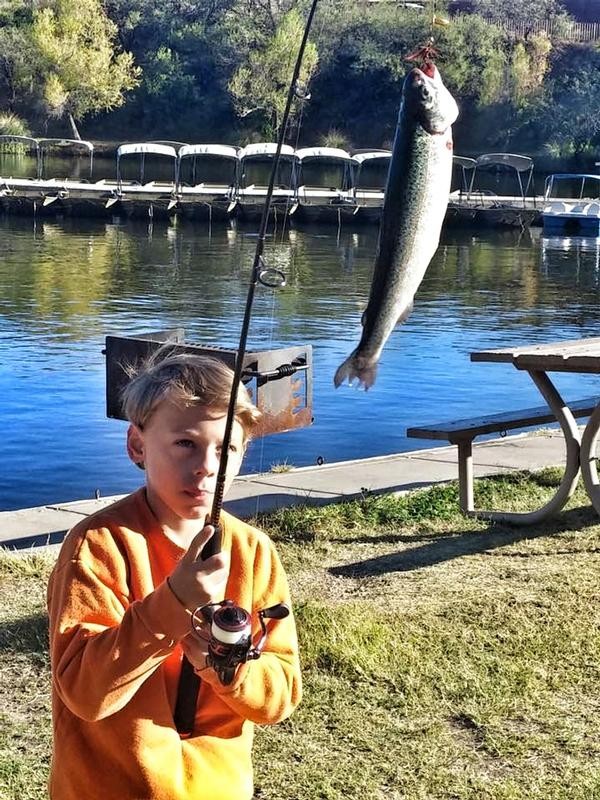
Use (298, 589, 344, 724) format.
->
(260, 603, 290, 621)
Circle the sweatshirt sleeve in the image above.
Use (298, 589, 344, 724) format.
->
(47, 527, 191, 722)
(203, 534, 302, 725)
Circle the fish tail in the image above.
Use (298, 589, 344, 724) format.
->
(334, 351, 378, 390)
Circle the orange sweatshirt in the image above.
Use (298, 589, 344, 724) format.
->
(47, 488, 301, 800)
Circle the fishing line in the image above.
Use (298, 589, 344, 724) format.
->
(252, 284, 278, 517)
(277, 101, 301, 245)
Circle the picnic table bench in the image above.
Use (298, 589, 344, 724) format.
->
(406, 337, 600, 525)
(407, 397, 598, 522)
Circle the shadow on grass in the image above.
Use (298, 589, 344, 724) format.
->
(0, 612, 48, 658)
(329, 504, 600, 577)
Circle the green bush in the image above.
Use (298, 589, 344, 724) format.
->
(318, 128, 352, 151)
(0, 112, 31, 140)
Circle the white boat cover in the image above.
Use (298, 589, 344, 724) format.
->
(238, 143, 296, 159)
(475, 153, 533, 172)
(295, 147, 352, 161)
(453, 155, 477, 170)
(0, 135, 40, 151)
(37, 138, 94, 152)
(179, 144, 239, 160)
(117, 143, 177, 159)
(352, 151, 392, 165)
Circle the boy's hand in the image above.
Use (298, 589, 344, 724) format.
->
(168, 525, 229, 611)
(181, 632, 210, 672)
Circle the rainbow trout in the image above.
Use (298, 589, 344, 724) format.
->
(334, 65, 459, 389)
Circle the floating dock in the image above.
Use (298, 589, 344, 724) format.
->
(0, 176, 545, 227)
(0, 140, 550, 228)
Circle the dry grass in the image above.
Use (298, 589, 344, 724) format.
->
(3, 470, 600, 799)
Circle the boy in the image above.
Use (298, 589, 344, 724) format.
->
(47, 351, 302, 800)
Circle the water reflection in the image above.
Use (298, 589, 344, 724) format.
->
(541, 234, 600, 284)
(1, 217, 600, 510)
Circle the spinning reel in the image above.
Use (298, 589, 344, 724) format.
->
(191, 600, 290, 685)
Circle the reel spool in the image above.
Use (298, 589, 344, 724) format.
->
(192, 599, 290, 685)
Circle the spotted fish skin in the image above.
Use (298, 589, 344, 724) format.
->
(334, 65, 459, 389)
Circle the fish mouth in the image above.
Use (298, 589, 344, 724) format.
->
(409, 65, 438, 83)
(406, 66, 458, 135)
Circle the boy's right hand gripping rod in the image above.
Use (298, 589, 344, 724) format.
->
(174, 0, 319, 737)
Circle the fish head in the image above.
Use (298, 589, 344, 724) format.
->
(402, 65, 459, 135)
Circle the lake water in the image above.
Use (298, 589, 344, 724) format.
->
(1, 210, 600, 512)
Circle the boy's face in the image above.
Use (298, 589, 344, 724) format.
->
(127, 400, 245, 533)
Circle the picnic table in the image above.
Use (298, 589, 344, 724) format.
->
(471, 336, 600, 522)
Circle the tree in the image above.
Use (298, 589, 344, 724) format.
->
(228, 6, 318, 139)
(301, 2, 430, 147)
(0, 0, 35, 112)
(522, 43, 600, 158)
(29, 0, 140, 139)
(99, 0, 241, 139)
(470, 0, 569, 26)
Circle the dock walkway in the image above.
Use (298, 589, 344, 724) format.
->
(0, 429, 572, 551)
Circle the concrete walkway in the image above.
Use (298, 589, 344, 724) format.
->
(0, 429, 571, 550)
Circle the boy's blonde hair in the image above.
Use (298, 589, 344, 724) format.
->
(121, 349, 261, 440)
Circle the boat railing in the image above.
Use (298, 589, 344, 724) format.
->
(544, 173, 600, 201)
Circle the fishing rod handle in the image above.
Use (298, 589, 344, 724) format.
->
(200, 523, 222, 559)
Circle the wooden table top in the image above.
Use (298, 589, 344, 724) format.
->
(471, 337, 600, 373)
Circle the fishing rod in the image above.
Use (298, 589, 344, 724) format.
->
(174, 0, 319, 735)
(202, 0, 319, 560)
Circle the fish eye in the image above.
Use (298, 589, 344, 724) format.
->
(419, 85, 431, 100)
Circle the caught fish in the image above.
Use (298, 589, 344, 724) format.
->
(334, 64, 459, 389)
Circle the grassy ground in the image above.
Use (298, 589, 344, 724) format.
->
(3, 469, 600, 799)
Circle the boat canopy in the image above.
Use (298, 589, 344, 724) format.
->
(295, 147, 352, 161)
(37, 138, 94, 153)
(295, 147, 354, 192)
(238, 143, 296, 159)
(351, 150, 392, 165)
(117, 143, 178, 159)
(238, 143, 297, 190)
(471, 152, 534, 199)
(475, 153, 533, 172)
(452, 155, 477, 194)
(149, 140, 188, 151)
(179, 144, 239, 160)
(453, 155, 477, 170)
(116, 142, 178, 185)
(37, 138, 94, 178)
(0, 135, 39, 152)
(351, 150, 392, 191)
(177, 145, 240, 190)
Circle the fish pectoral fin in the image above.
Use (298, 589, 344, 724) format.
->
(396, 302, 414, 325)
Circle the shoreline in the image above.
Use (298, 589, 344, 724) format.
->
(0, 429, 570, 550)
